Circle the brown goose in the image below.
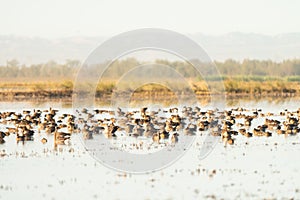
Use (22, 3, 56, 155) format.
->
(170, 133, 179, 143)
(152, 132, 160, 143)
(54, 131, 71, 145)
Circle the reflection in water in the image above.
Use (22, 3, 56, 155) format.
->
(220, 96, 299, 108)
(0, 96, 299, 109)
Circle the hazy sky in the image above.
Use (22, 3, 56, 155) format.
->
(1, 0, 299, 38)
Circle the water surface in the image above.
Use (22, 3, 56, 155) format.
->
(0, 97, 299, 199)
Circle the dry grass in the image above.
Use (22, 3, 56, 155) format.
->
(0, 78, 299, 97)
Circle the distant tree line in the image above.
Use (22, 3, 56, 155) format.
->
(0, 59, 80, 79)
(215, 59, 300, 76)
(1, 58, 300, 80)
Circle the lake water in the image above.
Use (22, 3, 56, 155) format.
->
(0, 97, 300, 200)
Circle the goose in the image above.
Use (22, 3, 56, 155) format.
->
(152, 132, 160, 143)
(41, 138, 47, 144)
(140, 107, 148, 118)
(198, 120, 209, 131)
(124, 123, 134, 134)
(54, 131, 71, 145)
(170, 133, 179, 143)
(82, 125, 93, 140)
(238, 128, 247, 135)
(253, 127, 263, 136)
(244, 116, 253, 126)
(102, 123, 119, 138)
(132, 126, 143, 137)
(0, 131, 6, 144)
(183, 123, 197, 135)
(159, 130, 169, 140)
(221, 130, 234, 145)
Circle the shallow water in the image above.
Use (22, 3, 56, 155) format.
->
(0, 97, 300, 199)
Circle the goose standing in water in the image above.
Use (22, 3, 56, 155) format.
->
(82, 124, 94, 140)
(102, 123, 119, 138)
(0, 131, 6, 144)
(152, 132, 160, 144)
(170, 132, 179, 144)
(54, 131, 71, 145)
(221, 130, 234, 145)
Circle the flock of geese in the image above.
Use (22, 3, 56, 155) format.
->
(0, 106, 300, 148)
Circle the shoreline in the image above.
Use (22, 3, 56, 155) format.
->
(0, 90, 297, 102)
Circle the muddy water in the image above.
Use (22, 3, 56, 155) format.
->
(0, 97, 299, 199)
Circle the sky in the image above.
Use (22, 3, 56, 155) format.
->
(1, 0, 300, 38)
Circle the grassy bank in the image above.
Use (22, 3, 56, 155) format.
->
(0, 76, 299, 101)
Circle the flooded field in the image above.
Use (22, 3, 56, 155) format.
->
(0, 97, 300, 200)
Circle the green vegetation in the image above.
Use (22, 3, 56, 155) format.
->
(0, 58, 300, 99)
(1, 58, 300, 79)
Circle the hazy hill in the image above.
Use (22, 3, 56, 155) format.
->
(0, 32, 300, 65)
(190, 32, 300, 61)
